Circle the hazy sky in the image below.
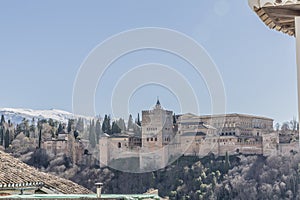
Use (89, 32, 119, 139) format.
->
(0, 1, 297, 123)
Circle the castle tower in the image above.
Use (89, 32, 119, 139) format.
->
(141, 99, 173, 151)
(140, 99, 174, 171)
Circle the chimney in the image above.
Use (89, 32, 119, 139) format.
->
(95, 182, 103, 198)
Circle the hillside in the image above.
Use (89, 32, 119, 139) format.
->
(69, 154, 300, 199)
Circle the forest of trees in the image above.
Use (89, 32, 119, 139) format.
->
(68, 153, 300, 200)
(0, 113, 141, 152)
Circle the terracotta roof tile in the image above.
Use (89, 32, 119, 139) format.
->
(0, 151, 92, 194)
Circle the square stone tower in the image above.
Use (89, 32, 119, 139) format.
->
(141, 99, 173, 151)
(140, 99, 174, 170)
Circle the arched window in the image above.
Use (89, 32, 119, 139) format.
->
(118, 142, 121, 148)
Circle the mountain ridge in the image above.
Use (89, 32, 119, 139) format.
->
(0, 107, 94, 124)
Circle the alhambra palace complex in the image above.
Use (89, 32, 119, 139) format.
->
(42, 100, 299, 170)
(98, 100, 298, 170)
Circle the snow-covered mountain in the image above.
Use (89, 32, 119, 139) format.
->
(0, 108, 94, 124)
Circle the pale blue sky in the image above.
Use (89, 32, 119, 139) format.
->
(0, 1, 297, 123)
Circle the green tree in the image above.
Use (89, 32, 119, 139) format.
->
(48, 118, 55, 127)
(57, 123, 63, 134)
(29, 118, 36, 138)
(112, 121, 121, 134)
(15, 124, 22, 135)
(102, 115, 108, 133)
(0, 127, 3, 146)
(18, 118, 30, 137)
(73, 130, 79, 139)
(107, 116, 111, 134)
(137, 113, 141, 126)
(76, 118, 84, 132)
(38, 129, 42, 149)
(102, 115, 111, 134)
(0, 114, 5, 125)
(67, 119, 75, 133)
(173, 113, 177, 124)
(116, 118, 126, 132)
(37, 119, 43, 132)
(4, 129, 9, 149)
(95, 119, 102, 142)
(89, 120, 96, 148)
(127, 114, 134, 131)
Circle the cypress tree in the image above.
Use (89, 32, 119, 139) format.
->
(38, 129, 42, 149)
(4, 129, 9, 149)
(57, 123, 63, 134)
(95, 119, 101, 142)
(137, 113, 141, 126)
(0, 127, 3, 146)
(112, 121, 121, 134)
(107, 116, 111, 134)
(102, 115, 108, 133)
(89, 120, 96, 148)
(173, 113, 177, 124)
(102, 115, 111, 134)
(0, 115, 5, 125)
(127, 114, 133, 131)
(116, 118, 126, 132)
(67, 119, 74, 133)
(76, 118, 84, 132)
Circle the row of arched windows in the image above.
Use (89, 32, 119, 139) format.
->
(220, 132, 236, 136)
(146, 137, 158, 142)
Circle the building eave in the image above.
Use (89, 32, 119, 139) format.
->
(249, 0, 300, 36)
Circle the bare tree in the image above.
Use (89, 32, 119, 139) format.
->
(290, 117, 299, 133)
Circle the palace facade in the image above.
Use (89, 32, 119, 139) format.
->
(99, 100, 280, 171)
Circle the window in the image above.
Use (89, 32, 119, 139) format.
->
(155, 138, 157, 141)
(151, 138, 153, 141)
(147, 138, 149, 142)
(118, 142, 121, 148)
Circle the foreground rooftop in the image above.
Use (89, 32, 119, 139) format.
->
(0, 150, 91, 195)
(0, 194, 161, 199)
